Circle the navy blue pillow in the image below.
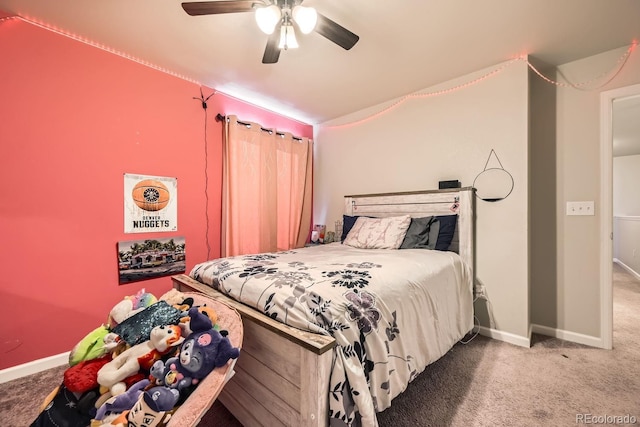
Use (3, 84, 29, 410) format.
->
(434, 215, 458, 251)
(341, 215, 361, 242)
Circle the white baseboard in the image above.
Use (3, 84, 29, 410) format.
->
(476, 325, 531, 348)
(0, 352, 69, 384)
(531, 324, 604, 349)
(613, 258, 640, 281)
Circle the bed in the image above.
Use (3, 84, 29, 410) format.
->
(172, 187, 476, 426)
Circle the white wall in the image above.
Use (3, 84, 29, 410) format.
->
(312, 43, 640, 347)
(314, 60, 530, 342)
(529, 58, 559, 333)
(614, 217, 640, 276)
(613, 154, 640, 275)
(552, 45, 640, 339)
(613, 155, 640, 215)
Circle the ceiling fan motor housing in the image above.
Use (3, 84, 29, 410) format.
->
(181, 1, 359, 63)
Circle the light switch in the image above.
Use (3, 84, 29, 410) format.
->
(566, 201, 595, 216)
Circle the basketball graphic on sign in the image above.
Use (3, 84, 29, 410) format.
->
(132, 179, 170, 211)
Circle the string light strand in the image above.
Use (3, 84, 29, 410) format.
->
(527, 41, 637, 91)
(11, 15, 201, 85)
(409, 58, 521, 100)
(324, 58, 521, 130)
(327, 59, 523, 130)
(0, 15, 18, 24)
(324, 43, 636, 130)
(5, 15, 636, 128)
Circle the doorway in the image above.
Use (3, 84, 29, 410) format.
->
(600, 82, 640, 350)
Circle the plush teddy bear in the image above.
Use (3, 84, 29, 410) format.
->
(158, 289, 219, 336)
(149, 358, 189, 390)
(107, 289, 157, 329)
(93, 373, 146, 413)
(97, 386, 180, 427)
(97, 325, 183, 396)
(94, 379, 150, 421)
(159, 288, 190, 307)
(153, 307, 239, 390)
(179, 304, 218, 337)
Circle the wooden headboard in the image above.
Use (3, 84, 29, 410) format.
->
(344, 187, 476, 281)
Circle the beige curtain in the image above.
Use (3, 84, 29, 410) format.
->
(222, 115, 312, 257)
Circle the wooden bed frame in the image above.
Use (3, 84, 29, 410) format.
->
(172, 187, 475, 426)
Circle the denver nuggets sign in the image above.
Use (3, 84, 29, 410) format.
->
(124, 173, 177, 233)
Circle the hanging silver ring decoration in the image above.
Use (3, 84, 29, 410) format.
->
(473, 149, 514, 202)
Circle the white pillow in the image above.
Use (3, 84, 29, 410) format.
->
(343, 215, 412, 249)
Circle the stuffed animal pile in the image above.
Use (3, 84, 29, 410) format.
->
(30, 288, 240, 427)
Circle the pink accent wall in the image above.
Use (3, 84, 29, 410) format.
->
(0, 19, 312, 370)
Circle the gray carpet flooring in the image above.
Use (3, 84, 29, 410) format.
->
(1, 263, 638, 426)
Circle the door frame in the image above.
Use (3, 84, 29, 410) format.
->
(600, 82, 640, 350)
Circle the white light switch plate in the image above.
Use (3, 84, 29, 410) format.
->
(566, 201, 595, 216)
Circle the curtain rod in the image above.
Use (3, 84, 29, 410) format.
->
(216, 113, 303, 141)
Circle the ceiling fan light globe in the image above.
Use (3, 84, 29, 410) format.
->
(255, 5, 281, 35)
(292, 5, 317, 34)
(278, 24, 299, 50)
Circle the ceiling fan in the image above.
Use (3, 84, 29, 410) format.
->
(181, 0, 359, 64)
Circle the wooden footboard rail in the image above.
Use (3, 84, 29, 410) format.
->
(172, 274, 336, 427)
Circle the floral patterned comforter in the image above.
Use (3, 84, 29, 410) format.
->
(190, 242, 473, 427)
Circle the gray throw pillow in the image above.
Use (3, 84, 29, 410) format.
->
(400, 216, 439, 249)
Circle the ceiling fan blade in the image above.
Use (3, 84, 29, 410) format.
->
(181, 1, 261, 16)
(262, 25, 281, 64)
(315, 13, 359, 50)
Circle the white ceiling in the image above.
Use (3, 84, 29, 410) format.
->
(1, 0, 639, 128)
